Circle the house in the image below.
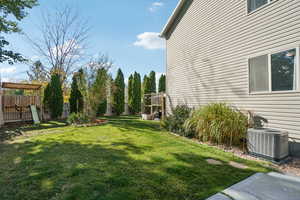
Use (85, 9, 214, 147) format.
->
(160, 0, 300, 155)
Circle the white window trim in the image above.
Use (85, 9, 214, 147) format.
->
(247, 0, 277, 15)
(248, 46, 300, 95)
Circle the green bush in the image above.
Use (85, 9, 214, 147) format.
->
(97, 100, 107, 116)
(67, 113, 89, 125)
(184, 103, 248, 146)
(161, 105, 192, 137)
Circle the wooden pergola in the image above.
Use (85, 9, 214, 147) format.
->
(2, 82, 42, 90)
(0, 82, 42, 124)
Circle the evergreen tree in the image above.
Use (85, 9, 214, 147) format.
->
(143, 75, 151, 95)
(69, 72, 83, 113)
(158, 74, 166, 93)
(133, 72, 141, 114)
(43, 83, 51, 110)
(48, 73, 64, 119)
(128, 74, 134, 114)
(143, 75, 152, 113)
(113, 68, 125, 115)
(92, 68, 108, 116)
(148, 71, 156, 93)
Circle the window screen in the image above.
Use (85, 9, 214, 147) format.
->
(271, 49, 296, 91)
(249, 55, 269, 92)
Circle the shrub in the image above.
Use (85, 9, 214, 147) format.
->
(184, 103, 248, 146)
(67, 113, 89, 125)
(97, 100, 107, 116)
(161, 105, 192, 137)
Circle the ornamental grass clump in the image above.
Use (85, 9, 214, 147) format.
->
(184, 103, 248, 146)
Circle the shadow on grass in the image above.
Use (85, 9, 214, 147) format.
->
(0, 121, 67, 142)
(0, 139, 258, 200)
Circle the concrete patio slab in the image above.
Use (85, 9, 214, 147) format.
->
(207, 172, 300, 200)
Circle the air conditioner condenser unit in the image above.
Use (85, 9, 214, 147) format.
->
(247, 128, 289, 162)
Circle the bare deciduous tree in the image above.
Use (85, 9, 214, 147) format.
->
(26, 60, 48, 82)
(27, 6, 90, 82)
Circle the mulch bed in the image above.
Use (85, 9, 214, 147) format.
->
(73, 119, 108, 127)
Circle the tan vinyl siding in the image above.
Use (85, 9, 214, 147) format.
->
(166, 0, 300, 139)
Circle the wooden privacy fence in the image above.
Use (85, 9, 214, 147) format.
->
(2, 95, 41, 122)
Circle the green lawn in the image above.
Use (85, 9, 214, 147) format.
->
(0, 116, 270, 200)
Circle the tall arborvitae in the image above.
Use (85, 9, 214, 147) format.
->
(133, 72, 141, 114)
(128, 74, 134, 114)
(43, 83, 51, 110)
(69, 72, 83, 113)
(143, 75, 152, 113)
(113, 68, 125, 115)
(148, 71, 156, 93)
(158, 74, 166, 93)
(48, 73, 64, 119)
(92, 68, 108, 116)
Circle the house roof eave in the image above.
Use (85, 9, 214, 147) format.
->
(160, 0, 187, 38)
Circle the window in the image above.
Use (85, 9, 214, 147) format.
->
(249, 55, 269, 92)
(249, 48, 298, 93)
(248, 0, 272, 13)
(271, 49, 297, 91)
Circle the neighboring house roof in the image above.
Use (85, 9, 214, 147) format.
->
(160, 0, 187, 38)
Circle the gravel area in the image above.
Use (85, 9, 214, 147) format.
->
(278, 158, 300, 176)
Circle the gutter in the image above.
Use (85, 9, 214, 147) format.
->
(160, 0, 187, 38)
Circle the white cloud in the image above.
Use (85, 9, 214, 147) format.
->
(0, 66, 17, 74)
(134, 32, 165, 50)
(149, 2, 164, 12)
(1, 77, 11, 82)
(51, 39, 83, 58)
(30, 55, 40, 61)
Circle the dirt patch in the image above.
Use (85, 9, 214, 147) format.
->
(229, 161, 248, 169)
(206, 159, 223, 165)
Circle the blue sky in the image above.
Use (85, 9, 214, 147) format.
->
(0, 0, 178, 82)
